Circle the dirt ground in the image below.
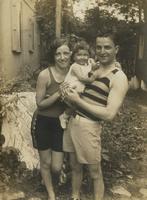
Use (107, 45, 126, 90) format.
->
(0, 89, 147, 200)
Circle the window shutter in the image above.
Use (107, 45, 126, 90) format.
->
(28, 18, 34, 53)
(11, 0, 21, 53)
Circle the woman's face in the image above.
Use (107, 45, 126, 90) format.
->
(55, 45, 71, 70)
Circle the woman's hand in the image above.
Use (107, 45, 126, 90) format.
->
(59, 82, 70, 101)
(59, 82, 81, 105)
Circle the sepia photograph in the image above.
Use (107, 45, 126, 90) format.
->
(0, 0, 147, 199)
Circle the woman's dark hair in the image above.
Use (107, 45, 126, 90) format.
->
(49, 37, 70, 64)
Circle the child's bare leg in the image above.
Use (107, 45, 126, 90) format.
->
(59, 107, 73, 129)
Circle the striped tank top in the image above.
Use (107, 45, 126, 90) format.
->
(77, 68, 119, 121)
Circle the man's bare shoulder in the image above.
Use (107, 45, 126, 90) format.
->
(114, 69, 128, 81)
(112, 69, 129, 90)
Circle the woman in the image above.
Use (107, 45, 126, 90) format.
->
(32, 38, 72, 200)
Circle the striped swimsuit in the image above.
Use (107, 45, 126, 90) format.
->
(77, 68, 120, 121)
(63, 68, 121, 163)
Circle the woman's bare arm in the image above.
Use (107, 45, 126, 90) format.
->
(36, 69, 60, 109)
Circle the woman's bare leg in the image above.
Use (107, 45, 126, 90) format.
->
(39, 150, 55, 200)
(51, 151, 64, 185)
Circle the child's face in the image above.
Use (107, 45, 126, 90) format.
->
(74, 49, 90, 65)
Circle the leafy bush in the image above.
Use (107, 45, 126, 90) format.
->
(0, 147, 27, 183)
(101, 99, 145, 186)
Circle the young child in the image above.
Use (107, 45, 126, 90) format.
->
(59, 41, 98, 129)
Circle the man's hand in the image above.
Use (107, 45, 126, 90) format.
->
(64, 88, 80, 104)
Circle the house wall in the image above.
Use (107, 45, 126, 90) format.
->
(0, 0, 40, 83)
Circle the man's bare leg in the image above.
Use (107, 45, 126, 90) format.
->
(70, 153, 83, 199)
(88, 163, 104, 200)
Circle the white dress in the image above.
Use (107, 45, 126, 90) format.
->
(65, 62, 92, 93)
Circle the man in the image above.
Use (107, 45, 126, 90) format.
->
(63, 31, 129, 200)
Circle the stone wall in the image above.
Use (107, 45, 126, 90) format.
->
(1, 92, 39, 169)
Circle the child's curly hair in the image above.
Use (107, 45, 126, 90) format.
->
(71, 40, 94, 62)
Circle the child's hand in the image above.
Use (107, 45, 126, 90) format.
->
(88, 58, 96, 66)
(88, 61, 100, 79)
(115, 61, 122, 69)
(90, 61, 100, 74)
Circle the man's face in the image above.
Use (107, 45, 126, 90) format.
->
(96, 37, 119, 66)
(55, 45, 71, 69)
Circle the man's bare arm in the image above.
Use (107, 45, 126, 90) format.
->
(66, 71, 128, 121)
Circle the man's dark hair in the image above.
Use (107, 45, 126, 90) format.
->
(96, 29, 119, 46)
